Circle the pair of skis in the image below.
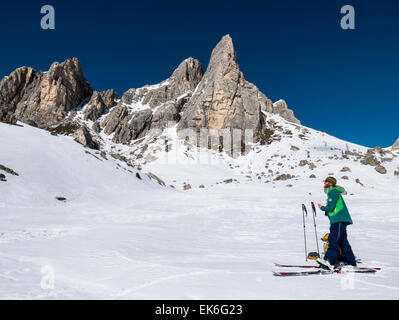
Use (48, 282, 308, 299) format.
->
(273, 263, 381, 277)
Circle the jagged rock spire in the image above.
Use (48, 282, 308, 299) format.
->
(178, 35, 272, 134)
(177, 34, 300, 137)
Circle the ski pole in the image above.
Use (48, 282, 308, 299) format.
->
(311, 202, 320, 256)
(301, 204, 308, 262)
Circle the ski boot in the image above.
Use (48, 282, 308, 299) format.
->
(316, 257, 335, 271)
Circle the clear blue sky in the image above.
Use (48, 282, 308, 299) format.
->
(1, 0, 398, 148)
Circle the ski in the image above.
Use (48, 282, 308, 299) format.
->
(273, 267, 379, 277)
(274, 263, 319, 269)
(274, 263, 380, 271)
(273, 270, 332, 276)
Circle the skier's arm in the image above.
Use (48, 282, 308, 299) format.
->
(320, 189, 339, 213)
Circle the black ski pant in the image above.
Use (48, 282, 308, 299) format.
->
(325, 222, 357, 266)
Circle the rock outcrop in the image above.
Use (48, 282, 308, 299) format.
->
(146, 172, 166, 186)
(272, 99, 301, 125)
(361, 149, 381, 167)
(0, 58, 92, 129)
(83, 89, 118, 121)
(0, 67, 36, 124)
(0, 164, 19, 176)
(392, 138, 399, 151)
(73, 125, 99, 149)
(375, 165, 387, 174)
(100, 58, 203, 144)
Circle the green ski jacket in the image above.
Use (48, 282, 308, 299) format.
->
(321, 187, 353, 225)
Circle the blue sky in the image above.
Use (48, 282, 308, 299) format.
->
(0, 0, 398, 147)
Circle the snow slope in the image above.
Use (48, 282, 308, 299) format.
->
(1, 121, 399, 299)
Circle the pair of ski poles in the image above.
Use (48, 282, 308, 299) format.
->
(301, 202, 320, 261)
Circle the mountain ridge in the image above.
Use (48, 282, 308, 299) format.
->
(0, 35, 398, 191)
(0, 35, 300, 141)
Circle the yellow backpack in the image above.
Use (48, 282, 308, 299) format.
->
(321, 233, 343, 256)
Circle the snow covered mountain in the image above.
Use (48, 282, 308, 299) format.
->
(1, 35, 399, 299)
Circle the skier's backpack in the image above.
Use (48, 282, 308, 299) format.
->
(321, 233, 343, 256)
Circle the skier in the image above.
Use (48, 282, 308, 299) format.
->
(316, 176, 357, 270)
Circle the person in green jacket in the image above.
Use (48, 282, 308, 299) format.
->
(316, 176, 357, 269)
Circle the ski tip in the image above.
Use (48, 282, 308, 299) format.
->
(272, 271, 290, 277)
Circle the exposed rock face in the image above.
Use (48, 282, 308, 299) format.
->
(177, 35, 300, 142)
(361, 149, 380, 167)
(146, 172, 166, 186)
(83, 89, 118, 121)
(118, 58, 203, 110)
(0, 164, 19, 176)
(169, 58, 204, 96)
(102, 105, 129, 135)
(109, 108, 153, 144)
(101, 105, 154, 144)
(0, 58, 92, 129)
(392, 138, 399, 151)
(151, 98, 185, 129)
(178, 35, 270, 136)
(101, 58, 203, 144)
(73, 125, 99, 149)
(140, 58, 202, 108)
(18, 58, 92, 128)
(0, 67, 36, 124)
(272, 100, 301, 124)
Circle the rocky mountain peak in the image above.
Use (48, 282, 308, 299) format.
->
(99, 57, 203, 144)
(206, 34, 237, 74)
(169, 57, 203, 92)
(0, 58, 92, 129)
(47, 58, 87, 87)
(392, 138, 399, 150)
(177, 34, 297, 140)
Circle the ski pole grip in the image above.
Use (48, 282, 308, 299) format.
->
(302, 204, 307, 216)
(311, 202, 316, 217)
